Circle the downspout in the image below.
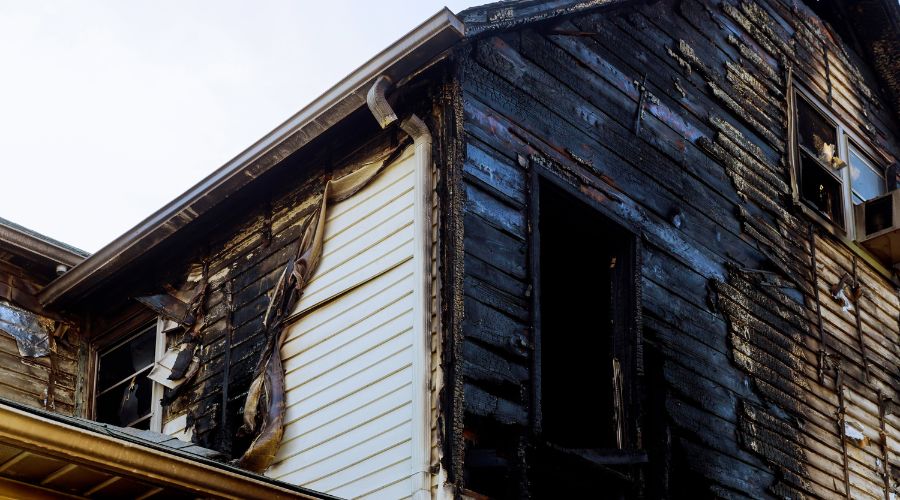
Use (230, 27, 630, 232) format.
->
(367, 76, 434, 500)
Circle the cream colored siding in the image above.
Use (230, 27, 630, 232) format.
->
(162, 413, 192, 441)
(268, 149, 421, 499)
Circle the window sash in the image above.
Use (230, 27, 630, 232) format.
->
(94, 319, 165, 432)
(95, 364, 154, 397)
(848, 144, 885, 204)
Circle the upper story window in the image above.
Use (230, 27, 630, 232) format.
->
(529, 176, 643, 497)
(793, 89, 886, 237)
(95, 321, 164, 431)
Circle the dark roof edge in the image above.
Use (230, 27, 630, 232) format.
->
(458, 0, 633, 35)
(39, 8, 464, 307)
(0, 217, 89, 268)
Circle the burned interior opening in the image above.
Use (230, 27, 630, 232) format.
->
(532, 178, 637, 498)
(95, 323, 157, 429)
(796, 95, 846, 228)
(800, 153, 845, 227)
(539, 181, 618, 448)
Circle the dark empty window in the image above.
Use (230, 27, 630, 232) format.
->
(95, 323, 158, 429)
(800, 153, 845, 226)
(795, 95, 846, 229)
(532, 179, 641, 497)
(864, 196, 893, 236)
(797, 97, 837, 158)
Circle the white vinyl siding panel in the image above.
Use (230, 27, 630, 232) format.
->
(268, 150, 417, 499)
(162, 413, 192, 442)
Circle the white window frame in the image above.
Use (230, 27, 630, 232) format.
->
(847, 141, 885, 207)
(793, 86, 887, 241)
(93, 318, 165, 432)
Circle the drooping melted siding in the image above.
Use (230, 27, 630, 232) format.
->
(267, 150, 419, 499)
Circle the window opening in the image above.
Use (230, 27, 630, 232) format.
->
(95, 323, 160, 430)
(795, 95, 847, 228)
(531, 178, 640, 498)
(800, 153, 845, 226)
(791, 89, 890, 246)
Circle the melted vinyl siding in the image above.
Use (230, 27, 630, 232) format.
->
(0, 262, 79, 416)
(268, 150, 418, 499)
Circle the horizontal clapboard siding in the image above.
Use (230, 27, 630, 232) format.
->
(268, 150, 417, 499)
(162, 413, 192, 442)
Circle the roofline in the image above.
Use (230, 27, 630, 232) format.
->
(0, 401, 332, 499)
(39, 8, 464, 307)
(0, 218, 88, 268)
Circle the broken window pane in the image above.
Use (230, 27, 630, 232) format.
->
(96, 324, 157, 428)
(796, 96, 837, 159)
(849, 146, 884, 204)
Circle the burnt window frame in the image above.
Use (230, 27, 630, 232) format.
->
(90, 315, 165, 432)
(790, 85, 888, 241)
(528, 167, 644, 465)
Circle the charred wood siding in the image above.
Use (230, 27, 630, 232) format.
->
(0, 259, 80, 416)
(153, 127, 405, 454)
(456, 0, 900, 497)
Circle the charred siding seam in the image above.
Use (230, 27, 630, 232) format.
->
(439, 76, 467, 489)
(807, 225, 829, 386)
(835, 366, 851, 498)
(850, 256, 873, 384)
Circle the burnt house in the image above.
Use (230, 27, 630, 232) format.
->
(1, 0, 900, 498)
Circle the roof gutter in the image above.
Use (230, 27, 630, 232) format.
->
(0, 402, 328, 499)
(0, 220, 86, 268)
(39, 8, 464, 307)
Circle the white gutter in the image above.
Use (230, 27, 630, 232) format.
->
(40, 8, 464, 307)
(366, 75, 434, 500)
(402, 113, 435, 500)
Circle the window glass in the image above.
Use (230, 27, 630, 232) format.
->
(96, 324, 157, 428)
(800, 152, 844, 227)
(849, 146, 884, 204)
(97, 325, 155, 391)
(796, 97, 837, 159)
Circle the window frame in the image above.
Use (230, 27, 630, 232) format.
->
(90, 314, 165, 432)
(528, 166, 644, 461)
(847, 141, 886, 206)
(791, 85, 888, 242)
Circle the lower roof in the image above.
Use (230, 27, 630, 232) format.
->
(0, 399, 334, 499)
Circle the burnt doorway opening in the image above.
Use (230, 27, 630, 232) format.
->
(531, 177, 641, 498)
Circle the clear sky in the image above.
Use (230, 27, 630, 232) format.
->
(0, 1, 479, 253)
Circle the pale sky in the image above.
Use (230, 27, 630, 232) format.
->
(0, 1, 479, 253)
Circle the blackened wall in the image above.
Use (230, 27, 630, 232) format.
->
(454, 0, 900, 497)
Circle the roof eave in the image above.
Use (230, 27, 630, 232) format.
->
(0, 219, 88, 269)
(39, 8, 464, 307)
(0, 401, 331, 499)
